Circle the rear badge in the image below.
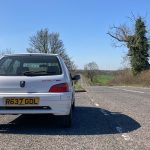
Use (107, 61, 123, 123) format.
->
(20, 81, 25, 88)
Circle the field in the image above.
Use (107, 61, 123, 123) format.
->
(93, 74, 114, 86)
(75, 69, 150, 87)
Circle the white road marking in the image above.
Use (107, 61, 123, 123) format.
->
(95, 103, 99, 107)
(122, 89, 144, 94)
(122, 133, 131, 141)
(103, 113, 109, 116)
(86, 88, 132, 142)
(108, 87, 145, 94)
(108, 87, 119, 90)
(91, 98, 94, 102)
(119, 85, 150, 90)
(110, 112, 118, 115)
(116, 126, 122, 133)
(116, 127, 132, 141)
(86, 94, 93, 102)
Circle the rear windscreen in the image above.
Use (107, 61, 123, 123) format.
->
(0, 55, 62, 76)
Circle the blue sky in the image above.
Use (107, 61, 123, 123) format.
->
(0, 0, 150, 70)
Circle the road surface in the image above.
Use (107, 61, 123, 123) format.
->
(0, 85, 150, 150)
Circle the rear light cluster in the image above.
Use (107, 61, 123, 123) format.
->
(49, 83, 69, 93)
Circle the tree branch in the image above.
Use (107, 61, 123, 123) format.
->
(107, 32, 126, 42)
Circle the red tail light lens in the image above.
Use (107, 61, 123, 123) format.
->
(49, 83, 69, 93)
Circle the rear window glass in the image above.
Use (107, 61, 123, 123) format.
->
(0, 55, 62, 76)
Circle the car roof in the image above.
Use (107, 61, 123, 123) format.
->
(4, 53, 59, 57)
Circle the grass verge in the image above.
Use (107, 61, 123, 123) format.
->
(74, 80, 86, 92)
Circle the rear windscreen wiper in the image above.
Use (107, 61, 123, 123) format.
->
(23, 71, 48, 76)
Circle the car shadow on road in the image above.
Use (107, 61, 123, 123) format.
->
(0, 106, 141, 135)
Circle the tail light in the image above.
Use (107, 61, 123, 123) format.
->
(49, 83, 69, 93)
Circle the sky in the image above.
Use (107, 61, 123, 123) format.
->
(0, 0, 150, 70)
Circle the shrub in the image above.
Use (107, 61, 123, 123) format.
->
(110, 69, 150, 87)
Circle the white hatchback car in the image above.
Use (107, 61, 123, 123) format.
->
(0, 53, 80, 127)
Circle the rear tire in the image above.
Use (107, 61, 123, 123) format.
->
(72, 100, 75, 110)
(62, 108, 72, 128)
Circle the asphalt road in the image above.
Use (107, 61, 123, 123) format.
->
(0, 86, 150, 150)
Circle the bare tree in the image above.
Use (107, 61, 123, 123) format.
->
(84, 61, 99, 82)
(27, 28, 49, 53)
(26, 29, 76, 71)
(49, 32, 64, 55)
(108, 16, 150, 75)
(0, 49, 13, 57)
(107, 24, 131, 47)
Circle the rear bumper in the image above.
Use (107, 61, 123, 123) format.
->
(0, 92, 72, 115)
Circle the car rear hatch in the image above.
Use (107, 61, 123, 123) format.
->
(0, 75, 65, 94)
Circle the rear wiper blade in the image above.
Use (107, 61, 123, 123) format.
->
(23, 71, 48, 76)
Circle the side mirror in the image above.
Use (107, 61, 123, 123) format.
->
(72, 75, 80, 81)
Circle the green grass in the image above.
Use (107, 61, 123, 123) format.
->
(93, 74, 114, 85)
(74, 80, 86, 92)
(74, 81, 82, 90)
